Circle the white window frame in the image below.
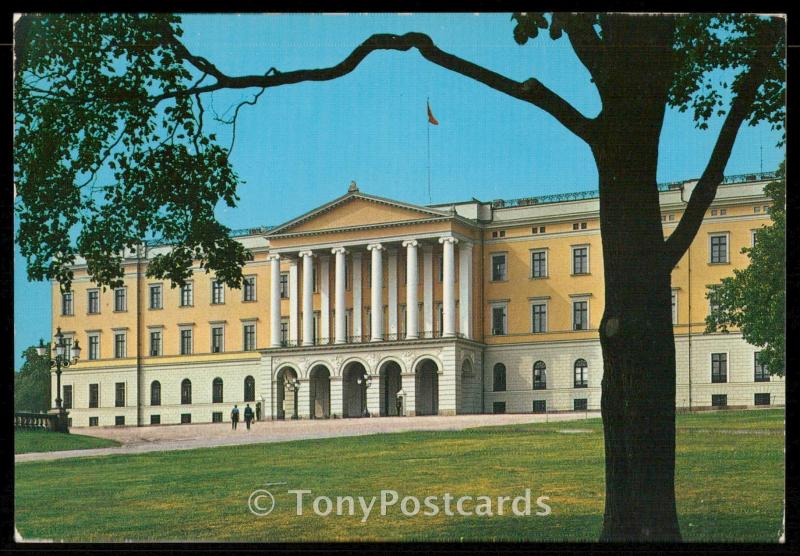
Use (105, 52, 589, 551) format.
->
(242, 275, 257, 302)
(571, 245, 590, 275)
(211, 279, 225, 305)
(113, 287, 127, 312)
(530, 248, 548, 279)
(61, 291, 74, 316)
(179, 326, 194, 355)
(149, 283, 163, 309)
(148, 327, 163, 357)
(87, 288, 100, 314)
(708, 232, 730, 264)
(711, 352, 729, 384)
(530, 299, 548, 333)
(572, 298, 590, 331)
(87, 332, 101, 360)
(210, 324, 225, 353)
(242, 321, 257, 351)
(180, 281, 194, 307)
(490, 302, 508, 336)
(490, 252, 508, 282)
(113, 330, 127, 359)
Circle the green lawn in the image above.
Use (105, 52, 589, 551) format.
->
(15, 409, 784, 542)
(15, 430, 120, 454)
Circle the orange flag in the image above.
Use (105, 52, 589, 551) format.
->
(427, 100, 439, 125)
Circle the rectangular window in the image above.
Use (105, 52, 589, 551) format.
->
(711, 353, 728, 383)
(89, 384, 99, 408)
(531, 250, 547, 278)
(88, 334, 100, 360)
(181, 413, 192, 424)
(711, 394, 727, 407)
(280, 319, 289, 345)
(491, 304, 507, 335)
(573, 300, 588, 331)
(243, 324, 256, 351)
(211, 280, 224, 304)
(492, 402, 506, 414)
(89, 417, 98, 427)
(754, 352, 770, 382)
(754, 393, 770, 406)
(180, 283, 193, 307)
(243, 276, 256, 301)
(150, 414, 161, 425)
(114, 287, 127, 312)
(532, 400, 547, 414)
(491, 254, 507, 281)
(280, 272, 289, 298)
(114, 332, 126, 358)
(572, 247, 589, 275)
(150, 330, 161, 356)
(531, 303, 547, 333)
(671, 290, 678, 325)
(574, 398, 588, 411)
(212, 412, 223, 423)
(180, 329, 193, 355)
(63, 385, 73, 409)
(115, 416, 125, 426)
(61, 291, 73, 316)
(149, 284, 162, 309)
(88, 289, 100, 314)
(115, 382, 125, 407)
(710, 234, 729, 263)
(211, 326, 224, 353)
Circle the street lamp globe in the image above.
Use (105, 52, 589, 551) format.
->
(36, 338, 47, 357)
(71, 340, 81, 361)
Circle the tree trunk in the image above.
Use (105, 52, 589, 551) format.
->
(594, 122, 681, 542)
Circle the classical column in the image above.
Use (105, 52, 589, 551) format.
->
(268, 254, 281, 347)
(459, 241, 473, 339)
(387, 248, 398, 339)
(320, 255, 330, 344)
(423, 244, 434, 337)
(288, 258, 299, 345)
(300, 250, 315, 346)
(367, 243, 384, 341)
(403, 240, 419, 340)
(332, 247, 347, 344)
(439, 237, 458, 338)
(352, 252, 362, 342)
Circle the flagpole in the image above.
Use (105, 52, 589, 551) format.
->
(427, 97, 432, 204)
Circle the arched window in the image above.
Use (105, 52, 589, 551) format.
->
(533, 361, 547, 390)
(244, 375, 255, 402)
(150, 381, 161, 406)
(181, 379, 192, 404)
(212, 378, 224, 404)
(493, 363, 506, 392)
(574, 359, 588, 388)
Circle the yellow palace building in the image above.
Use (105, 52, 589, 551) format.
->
(51, 173, 785, 427)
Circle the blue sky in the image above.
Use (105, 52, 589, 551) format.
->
(13, 13, 784, 369)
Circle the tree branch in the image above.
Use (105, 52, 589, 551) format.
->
(157, 31, 596, 143)
(663, 22, 782, 268)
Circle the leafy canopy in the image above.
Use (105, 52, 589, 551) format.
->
(15, 344, 52, 412)
(15, 14, 249, 292)
(706, 163, 785, 376)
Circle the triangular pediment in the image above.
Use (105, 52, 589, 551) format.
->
(267, 192, 450, 236)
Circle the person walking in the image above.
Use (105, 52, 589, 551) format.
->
(231, 404, 240, 430)
(244, 404, 254, 431)
(255, 401, 261, 422)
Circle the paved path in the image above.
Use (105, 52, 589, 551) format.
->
(16, 412, 600, 463)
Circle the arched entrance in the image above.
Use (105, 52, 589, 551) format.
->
(342, 361, 369, 418)
(415, 358, 439, 416)
(276, 367, 299, 420)
(309, 365, 331, 419)
(379, 361, 402, 416)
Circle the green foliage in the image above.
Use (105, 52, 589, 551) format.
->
(15, 345, 52, 413)
(706, 164, 785, 376)
(14, 14, 251, 292)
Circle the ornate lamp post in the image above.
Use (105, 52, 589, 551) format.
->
(36, 327, 80, 432)
(284, 377, 300, 419)
(357, 372, 373, 417)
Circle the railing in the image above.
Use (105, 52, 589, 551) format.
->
(493, 170, 777, 209)
(145, 225, 274, 247)
(274, 331, 465, 348)
(14, 412, 59, 431)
